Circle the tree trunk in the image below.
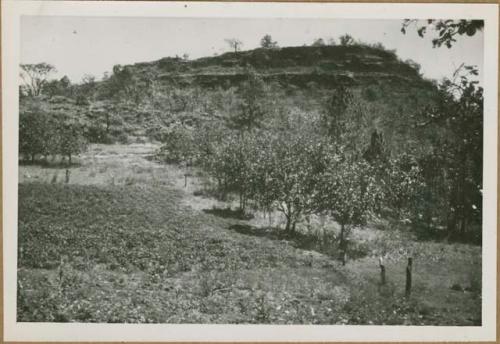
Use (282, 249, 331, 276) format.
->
(447, 152, 470, 240)
(340, 223, 345, 248)
(405, 257, 413, 298)
(379, 257, 386, 285)
(285, 214, 292, 233)
(339, 223, 347, 265)
(105, 114, 110, 133)
(239, 193, 244, 212)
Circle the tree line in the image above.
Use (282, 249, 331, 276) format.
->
(159, 65, 483, 248)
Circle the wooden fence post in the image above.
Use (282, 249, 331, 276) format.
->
(379, 257, 386, 285)
(405, 257, 413, 298)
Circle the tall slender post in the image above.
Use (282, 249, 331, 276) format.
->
(340, 224, 347, 266)
(405, 257, 413, 298)
(379, 256, 386, 285)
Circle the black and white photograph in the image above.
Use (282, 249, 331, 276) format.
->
(2, 1, 498, 342)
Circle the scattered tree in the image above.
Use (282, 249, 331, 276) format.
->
(311, 38, 325, 47)
(19, 97, 89, 165)
(228, 71, 268, 132)
(260, 34, 278, 49)
(317, 155, 381, 264)
(339, 34, 355, 46)
(327, 37, 337, 46)
(204, 132, 256, 210)
(53, 113, 88, 165)
(79, 74, 96, 100)
(253, 129, 327, 233)
(158, 123, 197, 164)
(321, 85, 353, 141)
(43, 75, 73, 98)
(20, 63, 56, 96)
(225, 38, 243, 53)
(414, 65, 483, 240)
(19, 101, 54, 162)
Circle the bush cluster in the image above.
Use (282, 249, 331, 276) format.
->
(19, 98, 88, 164)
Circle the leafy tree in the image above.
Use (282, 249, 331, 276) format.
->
(317, 154, 381, 264)
(311, 38, 325, 47)
(414, 65, 483, 241)
(204, 131, 256, 210)
(157, 123, 199, 186)
(228, 71, 268, 132)
(20, 63, 56, 96)
(260, 34, 278, 49)
(339, 34, 354, 46)
(321, 85, 353, 141)
(86, 100, 117, 142)
(52, 112, 88, 165)
(363, 130, 388, 166)
(256, 130, 326, 233)
(19, 97, 89, 164)
(157, 123, 197, 164)
(59, 75, 71, 89)
(78, 74, 97, 101)
(383, 153, 425, 219)
(327, 37, 337, 46)
(225, 38, 243, 53)
(19, 101, 55, 162)
(100, 65, 144, 104)
(43, 75, 73, 98)
(401, 19, 484, 48)
(214, 70, 269, 210)
(207, 111, 325, 221)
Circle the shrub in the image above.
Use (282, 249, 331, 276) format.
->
(157, 124, 197, 164)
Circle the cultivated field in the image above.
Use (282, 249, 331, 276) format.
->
(18, 144, 481, 325)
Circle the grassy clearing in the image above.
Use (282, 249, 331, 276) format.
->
(18, 144, 481, 325)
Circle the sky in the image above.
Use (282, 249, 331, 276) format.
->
(21, 16, 484, 84)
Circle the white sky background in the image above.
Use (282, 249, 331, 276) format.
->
(21, 16, 484, 84)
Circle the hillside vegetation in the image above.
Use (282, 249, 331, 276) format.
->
(21, 44, 435, 144)
(18, 37, 483, 325)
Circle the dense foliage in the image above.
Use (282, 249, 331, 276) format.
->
(401, 19, 484, 48)
(19, 97, 88, 164)
(157, 66, 482, 250)
(19, 39, 482, 247)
